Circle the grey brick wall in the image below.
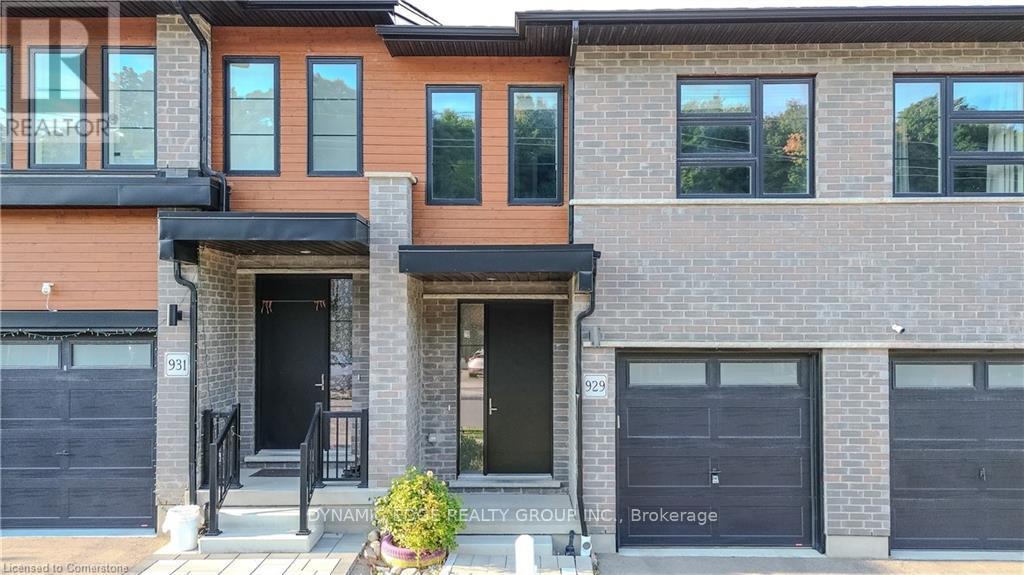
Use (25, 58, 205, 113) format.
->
(197, 247, 241, 415)
(574, 42, 1023, 201)
(579, 346, 617, 535)
(368, 174, 421, 486)
(418, 282, 573, 485)
(823, 349, 890, 538)
(156, 14, 207, 171)
(572, 42, 1024, 549)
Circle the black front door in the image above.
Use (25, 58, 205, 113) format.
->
(256, 275, 330, 450)
(485, 302, 553, 474)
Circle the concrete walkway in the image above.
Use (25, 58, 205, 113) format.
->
(595, 553, 1024, 575)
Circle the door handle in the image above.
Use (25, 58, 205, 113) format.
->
(488, 398, 498, 415)
(979, 466, 987, 482)
(315, 373, 325, 391)
(55, 450, 71, 457)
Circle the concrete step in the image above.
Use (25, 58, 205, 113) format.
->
(199, 485, 384, 507)
(455, 535, 553, 556)
(458, 493, 581, 537)
(198, 507, 324, 553)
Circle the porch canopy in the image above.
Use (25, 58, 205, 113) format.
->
(398, 244, 596, 282)
(158, 211, 369, 264)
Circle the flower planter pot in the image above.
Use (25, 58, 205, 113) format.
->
(380, 534, 447, 569)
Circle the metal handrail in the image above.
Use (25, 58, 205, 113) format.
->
(298, 402, 324, 536)
(205, 403, 242, 536)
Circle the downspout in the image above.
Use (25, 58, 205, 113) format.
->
(567, 20, 579, 244)
(175, 1, 229, 211)
(173, 261, 199, 505)
(574, 252, 598, 539)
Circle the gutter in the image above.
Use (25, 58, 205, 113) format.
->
(173, 262, 200, 506)
(567, 20, 578, 244)
(175, 1, 230, 211)
(574, 250, 598, 540)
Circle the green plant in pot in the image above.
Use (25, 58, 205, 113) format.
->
(374, 468, 464, 569)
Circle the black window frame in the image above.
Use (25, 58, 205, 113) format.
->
(224, 55, 280, 176)
(1, 46, 12, 170)
(306, 56, 362, 177)
(890, 353, 1024, 392)
(894, 75, 1024, 197)
(676, 77, 815, 198)
(102, 46, 157, 170)
(426, 84, 482, 205)
(508, 85, 563, 206)
(28, 46, 88, 170)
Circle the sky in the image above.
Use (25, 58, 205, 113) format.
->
(413, 0, 1024, 26)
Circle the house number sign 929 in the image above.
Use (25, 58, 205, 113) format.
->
(584, 374, 608, 398)
(165, 352, 190, 378)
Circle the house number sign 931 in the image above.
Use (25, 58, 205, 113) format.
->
(165, 352, 190, 378)
(584, 374, 608, 398)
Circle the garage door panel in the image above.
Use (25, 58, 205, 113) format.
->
(718, 406, 804, 439)
(69, 389, 154, 420)
(892, 497, 1024, 550)
(625, 455, 709, 488)
(618, 353, 816, 548)
(0, 335, 156, 530)
(625, 406, 710, 438)
(1, 389, 64, 420)
(0, 434, 64, 469)
(987, 406, 1024, 440)
(717, 455, 807, 488)
(892, 405, 986, 440)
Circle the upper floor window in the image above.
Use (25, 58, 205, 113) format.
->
(30, 47, 86, 169)
(509, 87, 562, 204)
(225, 57, 278, 174)
(427, 86, 480, 204)
(895, 76, 1023, 196)
(308, 57, 361, 176)
(104, 48, 156, 168)
(1, 47, 10, 169)
(677, 78, 813, 197)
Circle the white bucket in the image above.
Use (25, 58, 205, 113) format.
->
(162, 505, 203, 552)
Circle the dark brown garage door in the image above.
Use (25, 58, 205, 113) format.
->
(891, 355, 1024, 550)
(1, 337, 156, 529)
(616, 353, 819, 548)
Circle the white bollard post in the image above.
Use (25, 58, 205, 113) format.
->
(515, 534, 537, 575)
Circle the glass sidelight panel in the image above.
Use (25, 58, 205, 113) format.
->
(330, 278, 354, 411)
(459, 303, 485, 474)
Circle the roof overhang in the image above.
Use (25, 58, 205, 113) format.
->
(0, 310, 158, 332)
(378, 6, 1024, 56)
(0, 174, 222, 209)
(159, 211, 369, 264)
(1, 0, 401, 26)
(398, 244, 596, 281)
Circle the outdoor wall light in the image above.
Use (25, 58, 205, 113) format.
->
(891, 323, 906, 334)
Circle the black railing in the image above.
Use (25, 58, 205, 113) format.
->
(297, 405, 369, 535)
(298, 402, 324, 536)
(205, 403, 242, 536)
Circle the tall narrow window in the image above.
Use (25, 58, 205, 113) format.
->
(30, 47, 86, 168)
(1, 47, 10, 169)
(509, 87, 562, 204)
(677, 78, 812, 197)
(458, 303, 484, 474)
(308, 58, 361, 176)
(895, 76, 1023, 196)
(225, 57, 278, 174)
(104, 48, 156, 168)
(427, 86, 480, 204)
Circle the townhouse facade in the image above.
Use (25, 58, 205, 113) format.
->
(1, 1, 1022, 559)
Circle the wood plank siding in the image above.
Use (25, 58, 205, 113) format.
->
(211, 27, 569, 245)
(2, 18, 157, 170)
(0, 209, 157, 310)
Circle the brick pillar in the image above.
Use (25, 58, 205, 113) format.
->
(155, 256, 195, 509)
(367, 172, 421, 487)
(822, 348, 891, 558)
(156, 13, 208, 172)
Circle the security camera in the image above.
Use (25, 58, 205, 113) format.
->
(890, 323, 906, 334)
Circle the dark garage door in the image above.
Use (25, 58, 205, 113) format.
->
(891, 355, 1024, 550)
(617, 353, 818, 548)
(1, 336, 156, 529)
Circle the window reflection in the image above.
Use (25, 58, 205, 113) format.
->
(459, 303, 484, 474)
